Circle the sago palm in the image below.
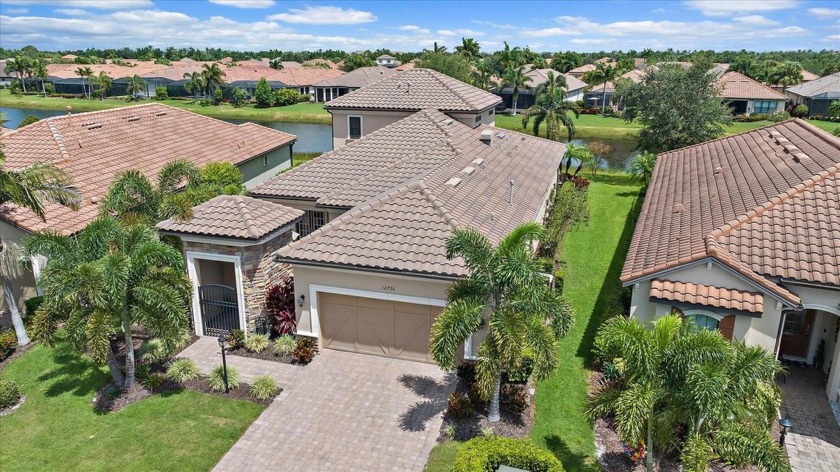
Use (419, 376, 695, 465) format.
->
(429, 222, 575, 422)
(521, 71, 579, 141)
(23, 217, 192, 388)
(588, 315, 788, 472)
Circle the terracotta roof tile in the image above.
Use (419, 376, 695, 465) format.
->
(649, 279, 765, 314)
(157, 195, 303, 240)
(715, 71, 786, 100)
(0, 104, 295, 235)
(622, 119, 840, 304)
(325, 68, 501, 112)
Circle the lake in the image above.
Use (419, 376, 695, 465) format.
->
(1, 106, 637, 169)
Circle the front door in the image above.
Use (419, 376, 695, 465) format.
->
(780, 310, 815, 359)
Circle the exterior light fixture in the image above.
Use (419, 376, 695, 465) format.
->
(298, 294, 306, 307)
(217, 333, 230, 393)
(778, 416, 793, 446)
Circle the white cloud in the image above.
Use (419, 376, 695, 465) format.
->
(733, 15, 780, 26)
(268, 6, 376, 25)
(55, 8, 90, 16)
(471, 19, 517, 30)
(684, 0, 798, 17)
(437, 29, 456, 37)
(399, 24, 431, 34)
(823, 34, 840, 41)
(808, 7, 840, 18)
(570, 38, 616, 46)
(4, 0, 153, 9)
(208, 0, 276, 8)
(521, 27, 580, 38)
(3, 7, 28, 14)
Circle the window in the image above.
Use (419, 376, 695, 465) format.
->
(489, 109, 495, 116)
(475, 115, 482, 123)
(783, 312, 806, 336)
(262, 155, 269, 167)
(295, 210, 327, 237)
(348, 116, 362, 139)
(688, 314, 720, 331)
(753, 100, 777, 114)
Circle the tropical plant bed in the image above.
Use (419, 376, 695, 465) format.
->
(0, 395, 26, 416)
(226, 344, 297, 365)
(0, 341, 34, 372)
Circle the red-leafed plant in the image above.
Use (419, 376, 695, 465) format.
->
(266, 275, 297, 336)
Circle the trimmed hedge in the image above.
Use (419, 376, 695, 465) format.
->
(0, 378, 21, 409)
(454, 437, 564, 472)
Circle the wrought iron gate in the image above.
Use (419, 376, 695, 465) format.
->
(198, 284, 240, 336)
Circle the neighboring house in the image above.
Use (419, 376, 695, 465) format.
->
(786, 72, 840, 117)
(227, 108, 564, 362)
(583, 69, 645, 109)
(0, 59, 15, 86)
(324, 68, 501, 149)
(0, 103, 296, 318)
(312, 66, 399, 103)
(495, 69, 587, 109)
(621, 119, 840, 400)
(568, 63, 595, 78)
(376, 54, 400, 68)
(715, 71, 787, 115)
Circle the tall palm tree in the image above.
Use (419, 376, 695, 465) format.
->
(455, 37, 480, 59)
(771, 61, 804, 94)
(125, 74, 146, 99)
(33, 60, 49, 96)
(588, 315, 788, 472)
(730, 56, 756, 78)
(498, 41, 523, 72)
(9, 56, 33, 93)
(584, 62, 618, 114)
(200, 62, 226, 97)
(0, 242, 30, 345)
(75, 66, 93, 99)
(502, 65, 532, 115)
(471, 60, 493, 91)
(183, 71, 206, 98)
(23, 217, 192, 388)
(96, 71, 112, 100)
(521, 71, 579, 141)
(429, 223, 575, 422)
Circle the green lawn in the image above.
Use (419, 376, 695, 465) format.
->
(0, 336, 264, 472)
(0, 89, 331, 124)
(425, 173, 644, 471)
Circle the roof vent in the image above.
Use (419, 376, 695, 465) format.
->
(472, 158, 484, 165)
(461, 166, 475, 175)
(127, 116, 140, 122)
(495, 132, 506, 139)
(446, 177, 462, 187)
(793, 152, 809, 163)
(442, 118, 453, 126)
(714, 166, 723, 174)
(673, 203, 686, 214)
(782, 143, 800, 154)
(155, 111, 167, 117)
(775, 137, 790, 145)
(769, 131, 782, 139)
(480, 129, 494, 145)
(85, 123, 102, 130)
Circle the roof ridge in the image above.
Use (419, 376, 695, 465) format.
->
(425, 69, 470, 109)
(46, 119, 71, 162)
(234, 195, 263, 239)
(43, 102, 158, 123)
(718, 70, 785, 99)
(790, 118, 840, 152)
(418, 184, 460, 231)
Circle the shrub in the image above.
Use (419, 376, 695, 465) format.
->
(249, 375, 279, 400)
(207, 364, 241, 391)
(453, 436, 565, 472)
(0, 378, 22, 409)
(273, 335, 296, 357)
(231, 87, 248, 108)
(254, 77, 273, 107)
(139, 338, 171, 364)
(833, 127, 840, 137)
(245, 334, 270, 353)
(167, 329, 192, 352)
(135, 363, 151, 382)
(143, 372, 166, 392)
(43, 83, 55, 94)
(154, 86, 169, 100)
(0, 329, 16, 361)
(273, 88, 302, 107)
(167, 358, 199, 383)
(17, 115, 40, 129)
(506, 351, 534, 384)
(457, 362, 477, 385)
(267, 276, 297, 336)
(794, 104, 809, 117)
(292, 337, 318, 364)
(227, 329, 245, 349)
(448, 391, 475, 420)
(213, 89, 223, 104)
(500, 384, 528, 415)
(24, 296, 43, 317)
(768, 111, 790, 122)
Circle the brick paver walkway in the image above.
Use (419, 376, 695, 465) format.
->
(779, 366, 840, 471)
(179, 337, 455, 472)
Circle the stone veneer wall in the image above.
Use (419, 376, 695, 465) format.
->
(183, 230, 293, 334)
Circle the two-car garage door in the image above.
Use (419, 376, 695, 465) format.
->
(319, 293, 442, 363)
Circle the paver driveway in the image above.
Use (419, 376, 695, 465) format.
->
(180, 337, 456, 472)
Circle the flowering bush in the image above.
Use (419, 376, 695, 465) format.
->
(622, 441, 646, 462)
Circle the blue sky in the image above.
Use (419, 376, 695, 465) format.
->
(0, 0, 838, 52)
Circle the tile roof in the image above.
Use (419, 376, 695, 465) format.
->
(569, 64, 596, 74)
(801, 70, 820, 82)
(649, 279, 765, 314)
(313, 66, 398, 88)
(0, 104, 295, 235)
(157, 195, 303, 240)
(271, 109, 565, 277)
(622, 119, 840, 304)
(715, 71, 786, 100)
(324, 68, 501, 112)
(787, 72, 840, 99)
(521, 69, 588, 92)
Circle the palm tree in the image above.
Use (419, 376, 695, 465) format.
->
(498, 41, 523, 72)
(33, 60, 49, 96)
(771, 61, 804, 94)
(201, 62, 226, 97)
(827, 100, 840, 118)
(268, 58, 284, 70)
(588, 315, 788, 472)
(730, 56, 756, 78)
(9, 56, 33, 93)
(23, 217, 192, 388)
(455, 37, 480, 59)
(584, 62, 618, 114)
(521, 71, 579, 141)
(75, 66, 93, 99)
(125, 74, 146, 99)
(471, 60, 493, 91)
(429, 223, 575, 422)
(0, 148, 79, 222)
(0, 242, 30, 345)
(183, 71, 206, 98)
(96, 71, 112, 100)
(629, 151, 657, 185)
(502, 65, 532, 115)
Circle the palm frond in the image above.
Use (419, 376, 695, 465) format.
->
(157, 159, 199, 195)
(429, 299, 485, 370)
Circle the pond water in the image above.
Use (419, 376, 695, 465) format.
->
(1, 106, 637, 169)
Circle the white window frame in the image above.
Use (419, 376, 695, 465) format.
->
(185, 251, 247, 337)
(347, 115, 363, 140)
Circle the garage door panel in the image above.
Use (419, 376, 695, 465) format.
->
(357, 307, 394, 357)
(320, 294, 357, 351)
(393, 312, 432, 362)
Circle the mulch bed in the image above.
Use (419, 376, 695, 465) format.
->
(226, 345, 297, 365)
(0, 341, 35, 372)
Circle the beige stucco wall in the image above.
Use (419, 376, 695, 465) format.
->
(330, 110, 414, 149)
(0, 221, 38, 323)
(447, 108, 495, 129)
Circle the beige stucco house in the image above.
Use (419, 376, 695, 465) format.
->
(715, 71, 787, 116)
(324, 68, 501, 149)
(0, 104, 296, 321)
(622, 119, 840, 400)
